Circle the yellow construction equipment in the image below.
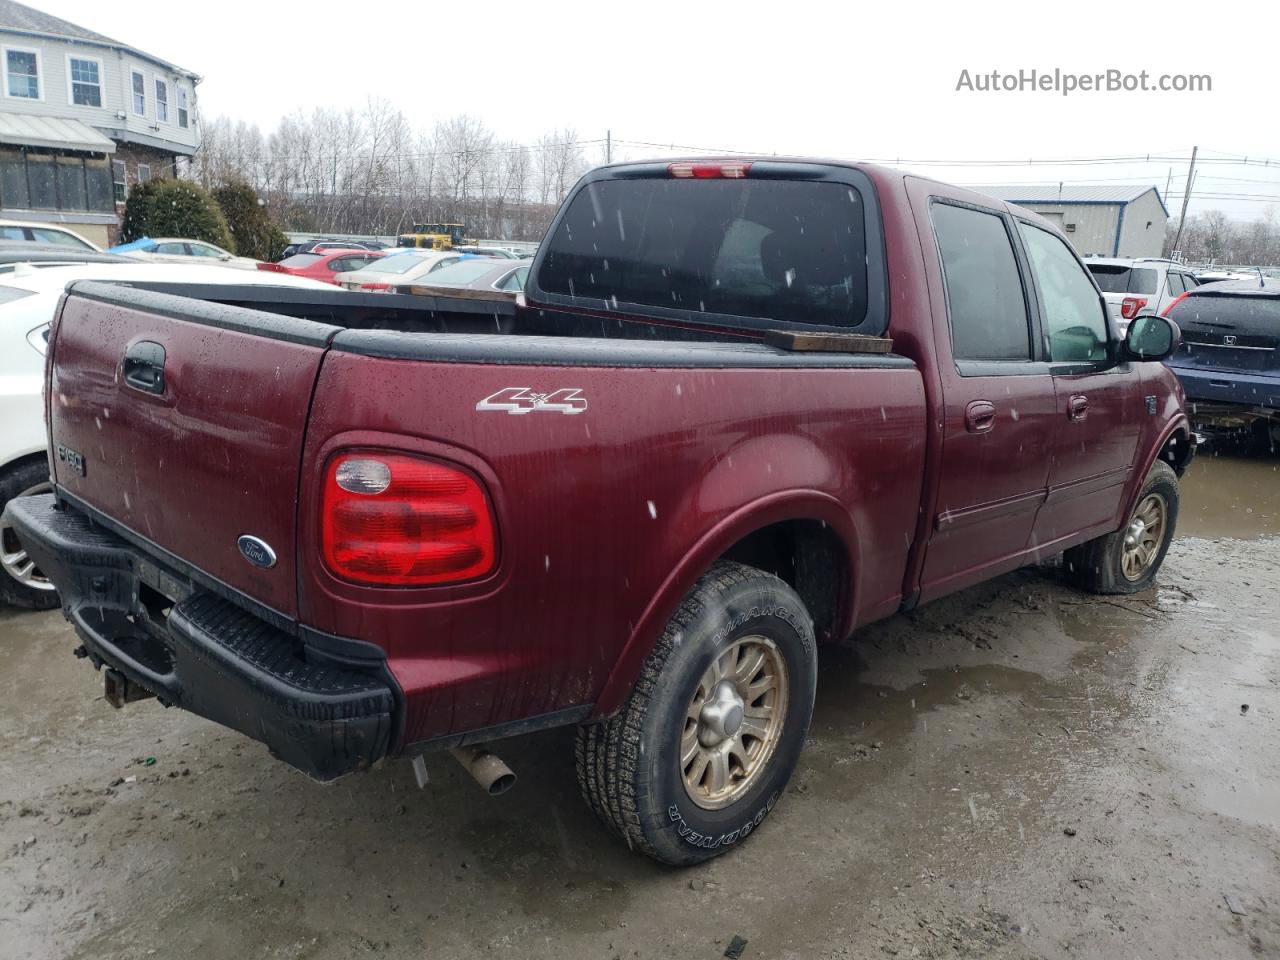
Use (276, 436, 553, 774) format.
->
(395, 223, 467, 250)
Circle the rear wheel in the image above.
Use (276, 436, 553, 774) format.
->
(576, 561, 817, 865)
(1063, 460, 1179, 595)
(0, 458, 58, 610)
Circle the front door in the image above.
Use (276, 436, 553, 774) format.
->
(910, 188, 1060, 602)
(1015, 219, 1144, 551)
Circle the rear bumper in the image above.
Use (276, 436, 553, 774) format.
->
(4, 494, 394, 781)
(1169, 366, 1280, 413)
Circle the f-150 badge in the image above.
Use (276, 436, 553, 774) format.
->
(476, 387, 588, 415)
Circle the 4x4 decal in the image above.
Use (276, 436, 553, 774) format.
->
(476, 387, 588, 415)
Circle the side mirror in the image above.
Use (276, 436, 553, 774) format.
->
(1123, 313, 1181, 362)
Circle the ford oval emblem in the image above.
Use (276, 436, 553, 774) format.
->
(237, 535, 277, 569)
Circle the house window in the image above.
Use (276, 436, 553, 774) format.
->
(131, 70, 146, 115)
(155, 78, 168, 122)
(137, 163, 151, 184)
(68, 57, 102, 107)
(176, 87, 189, 128)
(0, 149, 115, 212)
(4, 48, 40, 99)
(112, 159, 127, 202)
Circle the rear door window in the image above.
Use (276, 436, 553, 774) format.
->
(930, 202, 1032, 361)
(537, 178, 869, 328)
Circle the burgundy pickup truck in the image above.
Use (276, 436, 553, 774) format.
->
(7, 159, 1193, 865)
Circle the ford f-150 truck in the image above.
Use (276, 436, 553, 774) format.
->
(6, 159, 1193, 865)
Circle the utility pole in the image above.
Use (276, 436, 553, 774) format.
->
(1171, 145, 1198, 256)
(606, 130, 612, 164)
(1164, 168, 1172, 206)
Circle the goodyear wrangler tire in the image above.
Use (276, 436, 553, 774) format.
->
(575, 561, 817, 866)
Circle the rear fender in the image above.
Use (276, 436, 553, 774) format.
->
(590, 489, 858, 719)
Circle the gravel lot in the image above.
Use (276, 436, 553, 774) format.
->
(2, 448, 1277, 960)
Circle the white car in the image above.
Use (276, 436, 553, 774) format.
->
(1084, 258, 1200, 335)
(124, 238, 260, 270)
(0, 262, 332, 608)
(334, 250, 465, 292)
(0, 219, 101, 251)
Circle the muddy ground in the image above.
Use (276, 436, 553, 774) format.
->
(1, 448, 1277, 960)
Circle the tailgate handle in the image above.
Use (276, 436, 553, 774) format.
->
(123, 341, 166, 395)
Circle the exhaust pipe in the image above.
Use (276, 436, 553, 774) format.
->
(449, 744, 517, 796)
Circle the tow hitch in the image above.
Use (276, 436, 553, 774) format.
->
(103, 667, 155, 708)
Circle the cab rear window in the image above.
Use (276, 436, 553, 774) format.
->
(537, 178, 869, 328)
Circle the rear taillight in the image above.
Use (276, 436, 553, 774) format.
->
(668, 161, 752, 179)
(257, 262, 288, 273)
(321, 452, 497, 587)
(359, 283, 392, 292)
(1162, 292, 1189, 317)
(1120, 297, 1148, 320)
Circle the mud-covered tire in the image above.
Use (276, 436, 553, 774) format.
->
(1063, 460, 1179, 595)
(575, 561, 817, 866)
(0, 457, 58, 610)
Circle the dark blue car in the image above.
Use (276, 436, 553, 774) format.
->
(1165, 278, 1280, 448)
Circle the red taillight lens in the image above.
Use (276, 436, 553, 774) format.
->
(359, 283, 392, 292)
(321, 452, 497, 586)
(668, 161, 752, 179)
(1162, 292, 1189, 317)
(258, 262, 288, 272)
(1120, 296, 1148, 320)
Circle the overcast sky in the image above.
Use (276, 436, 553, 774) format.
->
(40, 0, 1280, 219)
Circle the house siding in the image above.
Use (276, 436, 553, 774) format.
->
(0, 34, 198, 153)
(1115, 190, 1166, 259)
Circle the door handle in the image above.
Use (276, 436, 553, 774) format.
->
(965, 400, 996, 433)
(1067, 394, 1089, 421)
(123, 340, 166, 395)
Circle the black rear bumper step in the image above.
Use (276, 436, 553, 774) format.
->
(4, 494, 393, 781)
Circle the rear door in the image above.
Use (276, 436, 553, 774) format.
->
(909, 185, 1060, 602)
(48, 283, 339, 616)
(1017, 221, 1143, 547)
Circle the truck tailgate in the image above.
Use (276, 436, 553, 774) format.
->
(48, 282, 341, 618)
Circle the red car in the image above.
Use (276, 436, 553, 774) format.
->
(10, 158, 1191, 866)
(260, 249, 384, 285)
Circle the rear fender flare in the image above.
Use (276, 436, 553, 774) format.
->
(590, 490, 858, 720)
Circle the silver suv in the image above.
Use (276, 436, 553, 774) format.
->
(1084, 258, 1199, 335)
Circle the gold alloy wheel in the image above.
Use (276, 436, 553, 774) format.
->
(1121, 492, 1167, 581)
(680, 635, 789, 811)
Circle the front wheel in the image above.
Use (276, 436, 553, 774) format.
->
(576, 561, 817, 866)
(1064, 460, 1179, 595)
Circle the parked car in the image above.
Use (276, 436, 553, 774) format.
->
(452, 245, 521, 259)
(0, 263, 335, 609)
(114, 237, 260, 270)
(0, 219, 100, 250)
(396, 257, 529, 297)
(280, 239, 386, 258)
(6, 159, 1191, 866)
(1163, 278, 1280, 449)
(333, 249, 465, 291)
(1085, 257, 1198, 335)
(260, 249, 386, 285)
(0, 242, 132, 274)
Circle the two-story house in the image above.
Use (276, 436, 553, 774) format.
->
(0, 0, 200, 246)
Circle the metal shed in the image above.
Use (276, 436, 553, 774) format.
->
(974, 184, 1169, 258)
